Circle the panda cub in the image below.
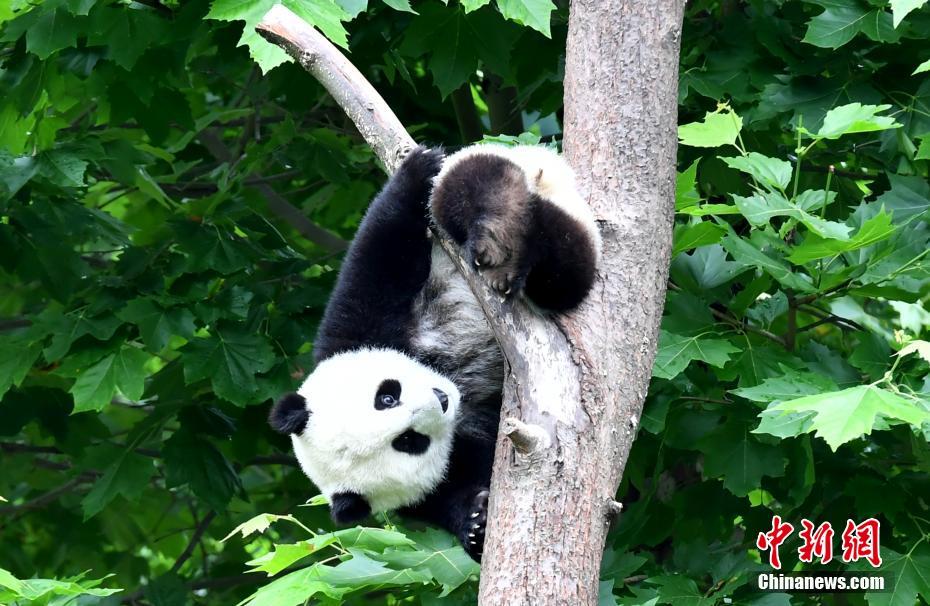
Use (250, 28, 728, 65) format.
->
(269, 144, 600, 561)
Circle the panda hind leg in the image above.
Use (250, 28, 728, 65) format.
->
(522, 198, 599, 312)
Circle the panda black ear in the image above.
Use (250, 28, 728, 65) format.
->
(269, 393, 310, 435)
(330, 492, 371, 525)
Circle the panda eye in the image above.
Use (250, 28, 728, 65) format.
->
(375, 379, 402, 410)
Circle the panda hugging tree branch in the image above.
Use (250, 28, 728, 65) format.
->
(257, 2, 684, 605)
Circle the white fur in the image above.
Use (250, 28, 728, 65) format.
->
(435, 144, 602, 260)
(291, 348, 461, 513)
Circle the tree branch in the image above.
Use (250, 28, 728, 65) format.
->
(171, 510, 217, 574)
(196, 130, 348, 253)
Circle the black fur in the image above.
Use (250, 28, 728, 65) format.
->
(391, 429, 431, 454)
(269, 393, 310, 435)
(330, 491, 371, 524)
(523, 199, 598, 311)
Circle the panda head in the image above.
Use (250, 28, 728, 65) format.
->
(269, 347, 461, 524)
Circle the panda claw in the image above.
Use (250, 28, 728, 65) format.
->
(471, 511, 479, 518)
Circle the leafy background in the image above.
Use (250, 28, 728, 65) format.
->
(1, 0, 930, 604)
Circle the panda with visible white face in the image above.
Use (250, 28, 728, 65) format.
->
(269, 144, 600, 561)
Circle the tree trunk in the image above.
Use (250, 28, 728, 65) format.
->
(256, 0, 684, 603)
(477, 1, 684, 603)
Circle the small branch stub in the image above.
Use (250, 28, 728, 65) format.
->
(501, 417, 550, 456)
(606, 499, 623, 520)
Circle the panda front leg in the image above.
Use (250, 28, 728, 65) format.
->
(313, 146, 445, 359)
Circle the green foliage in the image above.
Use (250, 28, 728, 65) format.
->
(0, 567, 121, 605)
(1, 0, 930, 605)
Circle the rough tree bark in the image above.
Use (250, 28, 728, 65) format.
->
(257, 1, 684, 603)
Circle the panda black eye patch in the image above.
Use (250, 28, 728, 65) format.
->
(374, 379, 402, 410)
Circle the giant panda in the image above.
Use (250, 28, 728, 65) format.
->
(269, 144, 601, 561)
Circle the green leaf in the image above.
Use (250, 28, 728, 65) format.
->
(381, 0, 416, 12)
(70, 346, 150, 413)
(672, 222, 726, 256)
(802, 0, 869, 49)
(208, 0, 350, 73)
(675, 159, 701, 210)
(916, 137, 930, 160)
(677, 108, 742, 148)
(0, 568, 121, 602)
(38, 150, 87, 187)
(241, 551, 432, 606)
(722, 153, 792, 192)
(698, 417, 786, 496)
(178, 226, 252, 274)
(874, 174, 930, 223)
(163, 429, 242, 510)
(0, 153, 38, 199)
(117, 298, 196, 352)
(864, 544, 930, 606)
(914, 58, 930, 75)
(890, 0, 927, 27)
(721, 230, 815, 292)
(495, 0, 555, 37)
(0, 336, 41, 400)
(671, 244, 744, 290)
(759, 385, 930, 450)
(787, 210, 896, 264)
(461, 0, 492, 11)
(43, 309, 123, 361)
(733, 192, 852, 240)
(754, 408, 816, 439)
(731, 368, 839, 403)
(652, 330, 739, 380)
(377, 529, 479, 595)
(82, 450, 156, 519)
(25, 7, 81, 58)
(401, 5, 503, 98)
(816, 103, 900, 139)
(87, 7, 162, 70)
(897, 340, 930, 364)
(182, 327, 275, 405)
(650, 575, 713, 606)
(222, 513, 302, 542)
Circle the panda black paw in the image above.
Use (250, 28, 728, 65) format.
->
(469, 231, 525, 297)
(398, 145, 444, 187)
(460, 489, 489, 562)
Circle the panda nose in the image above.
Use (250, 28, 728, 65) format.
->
(432, 388, 449, 413)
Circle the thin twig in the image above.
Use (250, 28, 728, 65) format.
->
(197, 130, 348, 252)
(0, 477, 89, 515)
(170, 510, 217, 574)
(709, 307, 787, 348)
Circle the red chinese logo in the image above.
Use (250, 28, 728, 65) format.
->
(756, 515, 795, 569)
(757, 516, 882, 569)
(841, 518, 882, 567)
